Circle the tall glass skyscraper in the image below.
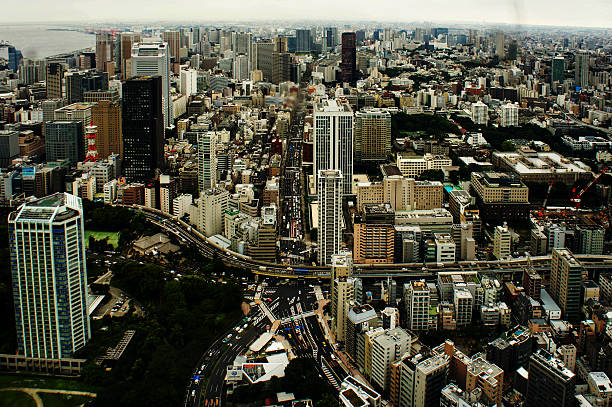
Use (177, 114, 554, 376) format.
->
(9, 193, 90, 359)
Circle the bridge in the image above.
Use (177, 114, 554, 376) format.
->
(125, 205, 612, 280)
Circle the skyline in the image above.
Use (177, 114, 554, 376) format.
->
(1, 0, 612, 29)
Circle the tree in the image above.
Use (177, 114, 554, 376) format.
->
(418, 169, 445, 182)
(501, 140, 516, 152)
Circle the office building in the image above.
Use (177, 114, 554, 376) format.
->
(254, 41, 274, 82)
(587, 372, 612, 405)
(162, 30, 180, 62)
(46, 63, 64, 100)
(454, 288, 473, 327)
(434, 233, 456, 263)
(197, 132, 217, 191)
(0, 130, 20, 167)
(91, 100, 122, 159)
(493, 223, 511, 259)
(354, 203, 395, 264)
(371, 328, 411, 391)
(526, 350, 576, 407)
(575, 51, 590, 89)
(341, 32, 357, 83)
(66, 71, 108, 104)
(500, 103, 518, 127)
(471, 172, 530, 222)
(323, 27, 338, 50)
(45, 121, 84, 164)
(392, 353, 449, 407)
(346, 304, 379, 363)
(9, 193, 90, 359)
(495, 32, 505, 59)
(318, 169, 343, 266)
(122, 76, 164, 181)
(131, 42, 173, 128)
(314, 99, 354, 195)
(551, 56, 565, 85)
(550, 248, 584, 322)
(198, 187, 229, 237)
(356, 176, 443, 212)
(471, 101, 488, 125)
(233, 54, 250, 81)
(466, 355, 504, 406)
(295, 29, 312, 52)
(331, 254, 354, 342)
(354, 109, 391, 162)
(396, 153, 452, 178)
(119, 32, 141, 77)
(95, 32, 113, 71)
(405, 281, 431, 331)
(271, 52, 294, 84)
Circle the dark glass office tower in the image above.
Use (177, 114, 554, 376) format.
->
(122, 76, 164, 181)
(341, 32, 357, 84)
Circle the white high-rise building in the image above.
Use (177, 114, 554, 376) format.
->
(493, 223, 511, 259)
(180, 68, 198, 96)
(404, 281, 431, 331)
(500, 103, 519, 127)
(471, 101, 488, 125)
(197, 132, 217, 192)
(131, 41, 173, 128)
(9, 193, 90, 359)
(318, 169, 343, 266)
(233, 54, 250, 81)
(314, 99, 354, 195)
(198, 188, 229, 237)
(371, 327, 411, 391)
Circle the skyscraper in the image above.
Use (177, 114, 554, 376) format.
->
(162, 30, 180, 62)
(66, 71, 108, 104)
(131, 41, 173, 128)
(495, 32, 505, 59)
(341, 32, 357, 83)
(91, 100, 122, 159)
(95, 32, 113, 71)
(313, 99, 354, 195)
(197, 131, 217, 191)
(45, 121, 84, 164)
(575, 51, 590, 89)
(354, 108, 391, 162)
(9, 193, 90, 359)
(551, 56, 565, 85)
(122, 76, 164, 181)
(526, 350, 576, 407)
(45, 63, 65, 100)
(119, 32, 141, 78)
(296, 29, 312, 52)
(549, 248, 584, 322)
(318, 169, 343, 266)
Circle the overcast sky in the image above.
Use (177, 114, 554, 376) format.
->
(2, 0, 612, 28)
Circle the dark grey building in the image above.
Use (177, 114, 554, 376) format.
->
(44, 121, 84, 164)
(0, 130, 20, 167)
(296, 29, 312, 52)
(66, 71, 109, 104)
(526, 350, 576, 407)
(122, 76, 164, 181)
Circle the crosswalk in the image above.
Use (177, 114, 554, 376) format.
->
(321, 361, 340, 391)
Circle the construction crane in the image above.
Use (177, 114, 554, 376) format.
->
(570, 167, 609, 209)
(538, 180, 555, 216)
